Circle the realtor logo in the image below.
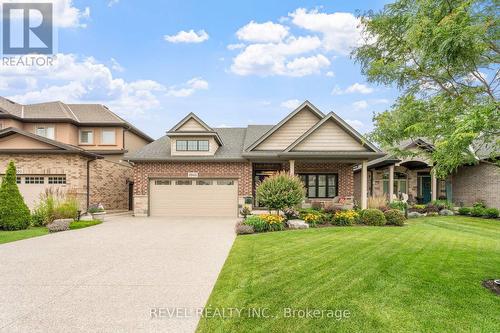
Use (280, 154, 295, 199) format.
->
(2, 2, 53, 55)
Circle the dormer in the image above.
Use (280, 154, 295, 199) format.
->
(167, 113, 223, 156)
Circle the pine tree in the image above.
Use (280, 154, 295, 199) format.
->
(0, 161, 31, 230)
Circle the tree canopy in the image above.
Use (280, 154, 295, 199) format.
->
(353, 0, 499, 177)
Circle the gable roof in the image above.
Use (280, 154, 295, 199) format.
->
(245, 100, 324, 151)
(169, 112, 214, 132)
(0, 127, 101, 158)
(284, 112, 381, 153)
(166, 112, 224, 145)
(0, 97, 153, 142)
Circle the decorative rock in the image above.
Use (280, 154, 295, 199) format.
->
(439, 209, 454, 216)
(287, 219, 309, 229)
(47, 219, 72, 232)
(408, 212, 423, 218)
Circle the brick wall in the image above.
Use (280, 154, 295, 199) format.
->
(0, 153, 88, 209)
(133, 161, 253, 216)
(452, 162, 500, 208)
(295, 162, 355, 197)
(89, 159, 133, 210)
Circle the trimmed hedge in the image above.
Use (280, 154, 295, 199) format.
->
(360, 209, 386, 226)
(0, 161, 31, 230)
(471, 206, 486, 217)
(384, 209, 406, 226)
(484, 208, 499, 218)
(458, 207, 471, 215)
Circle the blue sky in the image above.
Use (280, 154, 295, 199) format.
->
(1, 0, 399, 139)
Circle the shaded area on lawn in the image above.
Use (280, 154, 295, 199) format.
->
(0, 220, 102, 244)
(197, 216, 500, 333)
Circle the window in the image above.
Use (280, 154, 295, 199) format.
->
(101, 129, 116, 145)
(48, 176, 66, 184)
(299, 174, 338, 198)
(155, 180, 171, 185)
(79, 130, 94, 144)
(196, 180, 213, 185)
(217, 180, 234, 185)
(36, 126, 55, 139)
(176, 180, 192, 185)
(25, 176, 44, 184)
(176, 140, 209, 152)
(383, 172, 408, 195)
(16, 176, 21, 184)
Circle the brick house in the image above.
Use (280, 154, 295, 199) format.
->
(353, 138, 500, 208)
(0, 97, 153, 211)
(127, 101, 384, 217)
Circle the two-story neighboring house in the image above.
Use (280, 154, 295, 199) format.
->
(0, 97, 153, 211)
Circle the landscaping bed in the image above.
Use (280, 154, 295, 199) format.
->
(198, 216, 500, 332)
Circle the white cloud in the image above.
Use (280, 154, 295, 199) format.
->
(110, 58, 124, 72)
(108, 0, 119, 7)
(227, 43, 246, 50)
(236, 21, 289, 43)
(2, 0, 90, 28)
(280, 99, 301, 110)
(346, 119, 364, 131)
(230, 36, 329, 76)
(167, 77, 208, 97)
(289, 8, 363, 54)
(352, 100, 368, 110)
(325, 71, 335, 77)
(164, 29, 209, 43)
(332, 83, 374, 95)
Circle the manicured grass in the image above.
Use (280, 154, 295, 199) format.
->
(69, 220, 102, 230)
(197, 217, 500, 332)
(0, 220, 102, 244)
(0, 227, 48, 244)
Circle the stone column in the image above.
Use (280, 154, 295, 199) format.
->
(289, 160, 295, 176)
(431, 168, 437, 202)
(361, 160, 368, 209)
(388, 164, 395, 202)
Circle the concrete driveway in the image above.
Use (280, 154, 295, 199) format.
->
(0, 216, 236, 333)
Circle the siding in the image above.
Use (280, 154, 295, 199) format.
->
(255, 107, 320, 150)
(293, 120, 368, 151)
(177, 118, 207, 131)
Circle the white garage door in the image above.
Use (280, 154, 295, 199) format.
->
(16, 175, 67, 209)
(150, 179, 238, 217)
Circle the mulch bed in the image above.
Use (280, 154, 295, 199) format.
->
(482, 280, 500, 295)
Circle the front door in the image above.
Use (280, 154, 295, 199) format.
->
(420, 176, 431, 204)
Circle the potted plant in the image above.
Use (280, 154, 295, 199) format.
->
(88, 203, 106, 221)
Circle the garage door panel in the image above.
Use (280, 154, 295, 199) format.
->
(150, 179, 238, 217)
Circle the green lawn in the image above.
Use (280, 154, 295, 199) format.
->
(0, 220, 102, 244)
(197, 216, 500, 333)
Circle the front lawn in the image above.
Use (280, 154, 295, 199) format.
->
(197, 216, 500, 332)
(0, 220, 102, 244)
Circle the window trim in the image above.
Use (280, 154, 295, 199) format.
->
(176, 140, 210, 152)
(79, 129, 94, 145)
(299, 173, 338, 198)
(100, 128, 116, 145)
(35, 125, 55, 140)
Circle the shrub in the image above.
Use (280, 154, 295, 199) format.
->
(235, 222, 254, 235)
(457, 207, 471, 215)
(332, 210, 359, 226)
(388, 200, 407, 212)
(239, 206, 251, 219)
(0, 161, 31, 230)
(473, 200, 486, 209)
(88, 204, 105, 213)
(384, 209, 406, 226)
(484, 208, 499, 218)
(426, 203, 439, 213)
(360, 209, 386, 226)
(368, 196, 387, 209)
(299, 209, 323, 227)
(409, 204, 426, 213)
(471, 206, 486, 217)
(32, 188, 79, 225)
(431, 200, 453, 211)
(259, 214, 285, 231)
(244, 215, 268, 232)
(408, 211, 424, 218)
(439, 209, 454, 216)
(256, 172, 305, 213)
(427, 212, 439, 216)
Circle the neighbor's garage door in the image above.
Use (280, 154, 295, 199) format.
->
(16, 175, 67, 209)
(150, 178, 238, 217)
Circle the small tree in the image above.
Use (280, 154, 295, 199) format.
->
(256, 172, 305, 214)
(0, 161, 31, 230)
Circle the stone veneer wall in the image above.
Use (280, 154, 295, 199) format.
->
(452, 162, 500, 209)
(0, 153, 89, 209)
(89, 159, 133, 210)
(132, 161, 253, 216)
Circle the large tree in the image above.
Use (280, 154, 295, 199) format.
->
(353, 0, 499, 177)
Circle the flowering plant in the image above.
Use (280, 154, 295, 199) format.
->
(333, 210, 359, 226)
(259, 214, 285, 231)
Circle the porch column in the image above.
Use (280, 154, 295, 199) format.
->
(388, 164, 395, 202)
(289, 160, 295, 176)
(361, 160, 368, 209)
(431, 168, 437, 202)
